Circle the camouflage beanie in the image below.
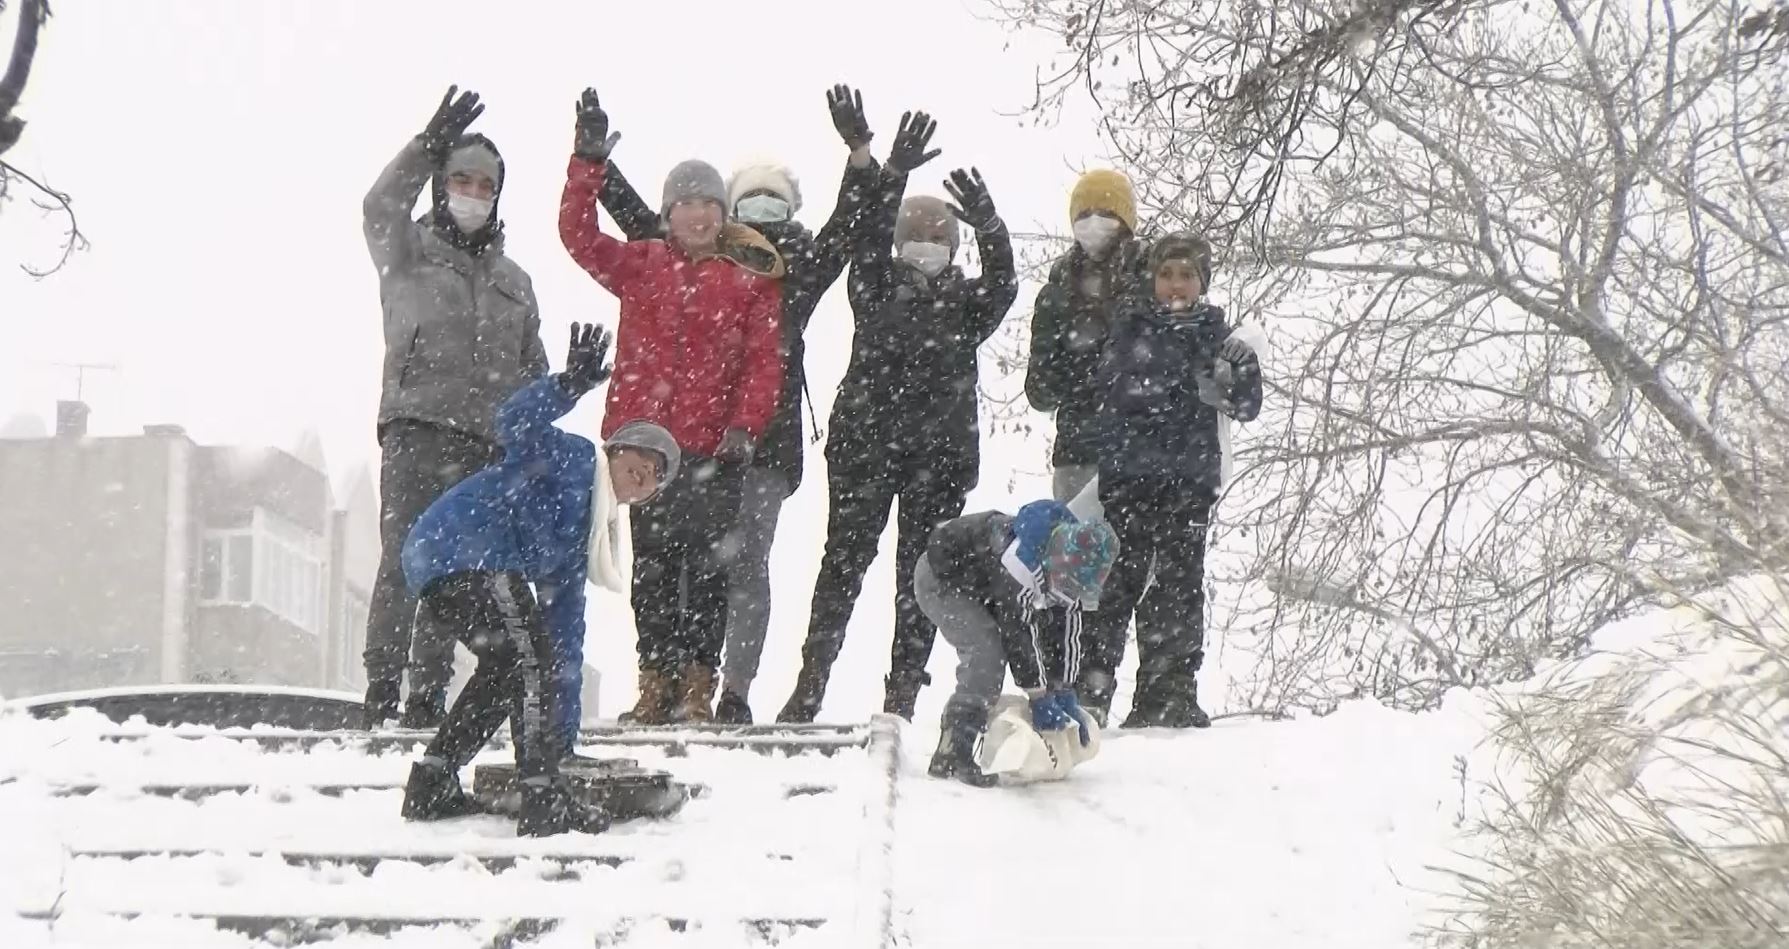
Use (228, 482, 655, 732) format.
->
(1044, 520, 1120, 609)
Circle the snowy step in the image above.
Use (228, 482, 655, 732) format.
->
(85, 721, 868, 756)
(45, 778, 836, 801)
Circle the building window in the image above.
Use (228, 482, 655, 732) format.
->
(199, 509, 325, 636)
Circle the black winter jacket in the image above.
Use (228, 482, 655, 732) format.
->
(1024, 239, 1149, 466)
(825, 167, 1018, 479)
(1093, 299, 1263, 487)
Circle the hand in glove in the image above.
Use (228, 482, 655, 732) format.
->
(1053, 688, 1092, 746)
(573, 88, 621, 161)
(1028, 690, 1075, 734)
(943, 167, 1000, 232)
(420, 85, 485, 162)
(715, 428, 756, 464)
(886, 110, 941, 174)
(558, 322, 613, 398)
(1220, 335, 1254, 364)
(827, 83, 872, 150)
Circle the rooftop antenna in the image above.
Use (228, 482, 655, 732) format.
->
(50, 361, 118, 401)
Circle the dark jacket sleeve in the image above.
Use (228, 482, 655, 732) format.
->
(964, 220, 1018, 343)
(1224, 348, 1264, 422)
(845, 165, 908, 316)
(596, 160, 662, 242)
(794, 157, 882, 327)
(1024, 260, 1074, 412)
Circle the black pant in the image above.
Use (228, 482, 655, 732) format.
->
(1081, 475, 1215, 686)
(419, 571, 561, 781)
(364, 420, 502, 692)
(800, 447, 974, 680)
(630, 457, 747, 673)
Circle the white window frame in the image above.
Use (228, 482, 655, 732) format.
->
(198, 509, 327, 637)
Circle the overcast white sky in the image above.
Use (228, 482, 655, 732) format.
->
(0, 0, 1106, 489)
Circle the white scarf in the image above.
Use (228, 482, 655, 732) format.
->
(585, 450, 630, 593)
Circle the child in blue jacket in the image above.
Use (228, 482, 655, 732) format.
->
(398, 323, 679, 837)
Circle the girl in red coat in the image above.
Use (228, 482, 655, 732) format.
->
(558, 90, 785, 725)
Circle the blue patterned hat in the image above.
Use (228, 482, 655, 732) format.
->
(1045, 520, 1119, 608)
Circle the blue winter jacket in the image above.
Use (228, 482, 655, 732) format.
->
(402, 375, 594, 746)
(1093, 299, 1262, 486)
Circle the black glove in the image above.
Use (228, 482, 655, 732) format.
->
(827, 83, 872, 150)
(559, 322, 613, 398)
(715, 428, 756, 463)
(1220, 336, 1254, 364)
(886, 110, 941, 174)
(419, 85, 484, 162)
(943, 167, 1000, 232)
(574, 88, 621, 161)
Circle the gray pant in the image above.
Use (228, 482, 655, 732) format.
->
(1052, 464, 1098, 503)
(363, 420, 501, 694)
(720, 467, 789, 696)
(913, 557, 1005, 719)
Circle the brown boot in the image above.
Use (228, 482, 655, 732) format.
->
(619, 667, 674, 726)
(669, 663, 718, 724)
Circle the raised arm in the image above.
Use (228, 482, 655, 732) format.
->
(942, 167, 1018, 344)
(559, 89, 639, 294)
(846, 110, 939, 312)
(495, 323, 613, 460)
(597, 160, 662, 241)
(364, 87, 484, 275)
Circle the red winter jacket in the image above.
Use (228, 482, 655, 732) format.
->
(559, 156, 785, 457)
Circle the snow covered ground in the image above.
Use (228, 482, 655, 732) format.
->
(0, 692, 1495, 947)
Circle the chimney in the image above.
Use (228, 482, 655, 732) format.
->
(55, 400, 90, 438)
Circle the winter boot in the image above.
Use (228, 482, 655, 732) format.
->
(927, 703, 997, 788)
(668, 663, 718, 724)
(1154, 672, 1212, 729)
(517, 777, 612, 837)
(400, 760, 481, 821)
(713, 690, 753, 726)
(618, 667, 675, 726)
(882, 670, 931, 721)
(1120, 671, 1165, 729)
(776, 656, 832, 724)
(1075, 670, 1116, 729)
(362, 679, 400, 730)
(398, 689, 446, 731)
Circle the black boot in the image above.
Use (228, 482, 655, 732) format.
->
(927, 703, 997, 788)
(398, 689, 446, 730)
(400, 761, 481, 821)
(517, 778, 612, 837)
(1120, 671, 1164, 729)
(882, 671, 930, 721)
(776, 657, 832, 724)
(714, 690, 753, 726)
(362, 679, 400, 730)
(1154, 673, 1212, 729)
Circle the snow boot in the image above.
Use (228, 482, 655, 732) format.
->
(928, 703, 997, 788)
(1075, 670, 1115, 729)
(398, 689, 446, 730)
(517, 777, 612, 837)
(1154, 672, 1212, 729)
(669, 663, 718, 724)
(400, 760, 481, 821)
(713, 690, 753, 726)
(776, 656, 832, 724)
(1120, 671, 1165, 729)
(619, 667, 675, 726)
(882, 670, 930, 721)
(362, 679, 400, 730)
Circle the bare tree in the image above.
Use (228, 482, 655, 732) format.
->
(0, 0, 83, 276)
(990, 0, 1789, 710)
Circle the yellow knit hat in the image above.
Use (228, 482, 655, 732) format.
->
(1069, 169, 1137, 233)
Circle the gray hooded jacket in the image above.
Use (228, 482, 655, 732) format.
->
(363, 139, 549, 443)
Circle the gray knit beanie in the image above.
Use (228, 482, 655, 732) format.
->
(661, 159, 727, 213)
(893, 195, 960, 252)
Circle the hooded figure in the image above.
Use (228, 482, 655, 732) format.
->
(585, 85, 884, 725)
(360, 86, 550, 731)
(1026, 169, 1148, 503)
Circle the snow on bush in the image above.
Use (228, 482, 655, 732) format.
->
(1430, 575, 1789, 948)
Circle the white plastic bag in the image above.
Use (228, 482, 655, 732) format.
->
(974, 694, 1101, 784)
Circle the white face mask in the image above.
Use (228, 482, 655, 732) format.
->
(734, 194, 792, 224)
(446, 192, 494, 232)
(1073, 215, 1123, 256)
(899, 241, 952, 277)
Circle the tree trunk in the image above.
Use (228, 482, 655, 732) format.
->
(0, 0, 47, 157)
